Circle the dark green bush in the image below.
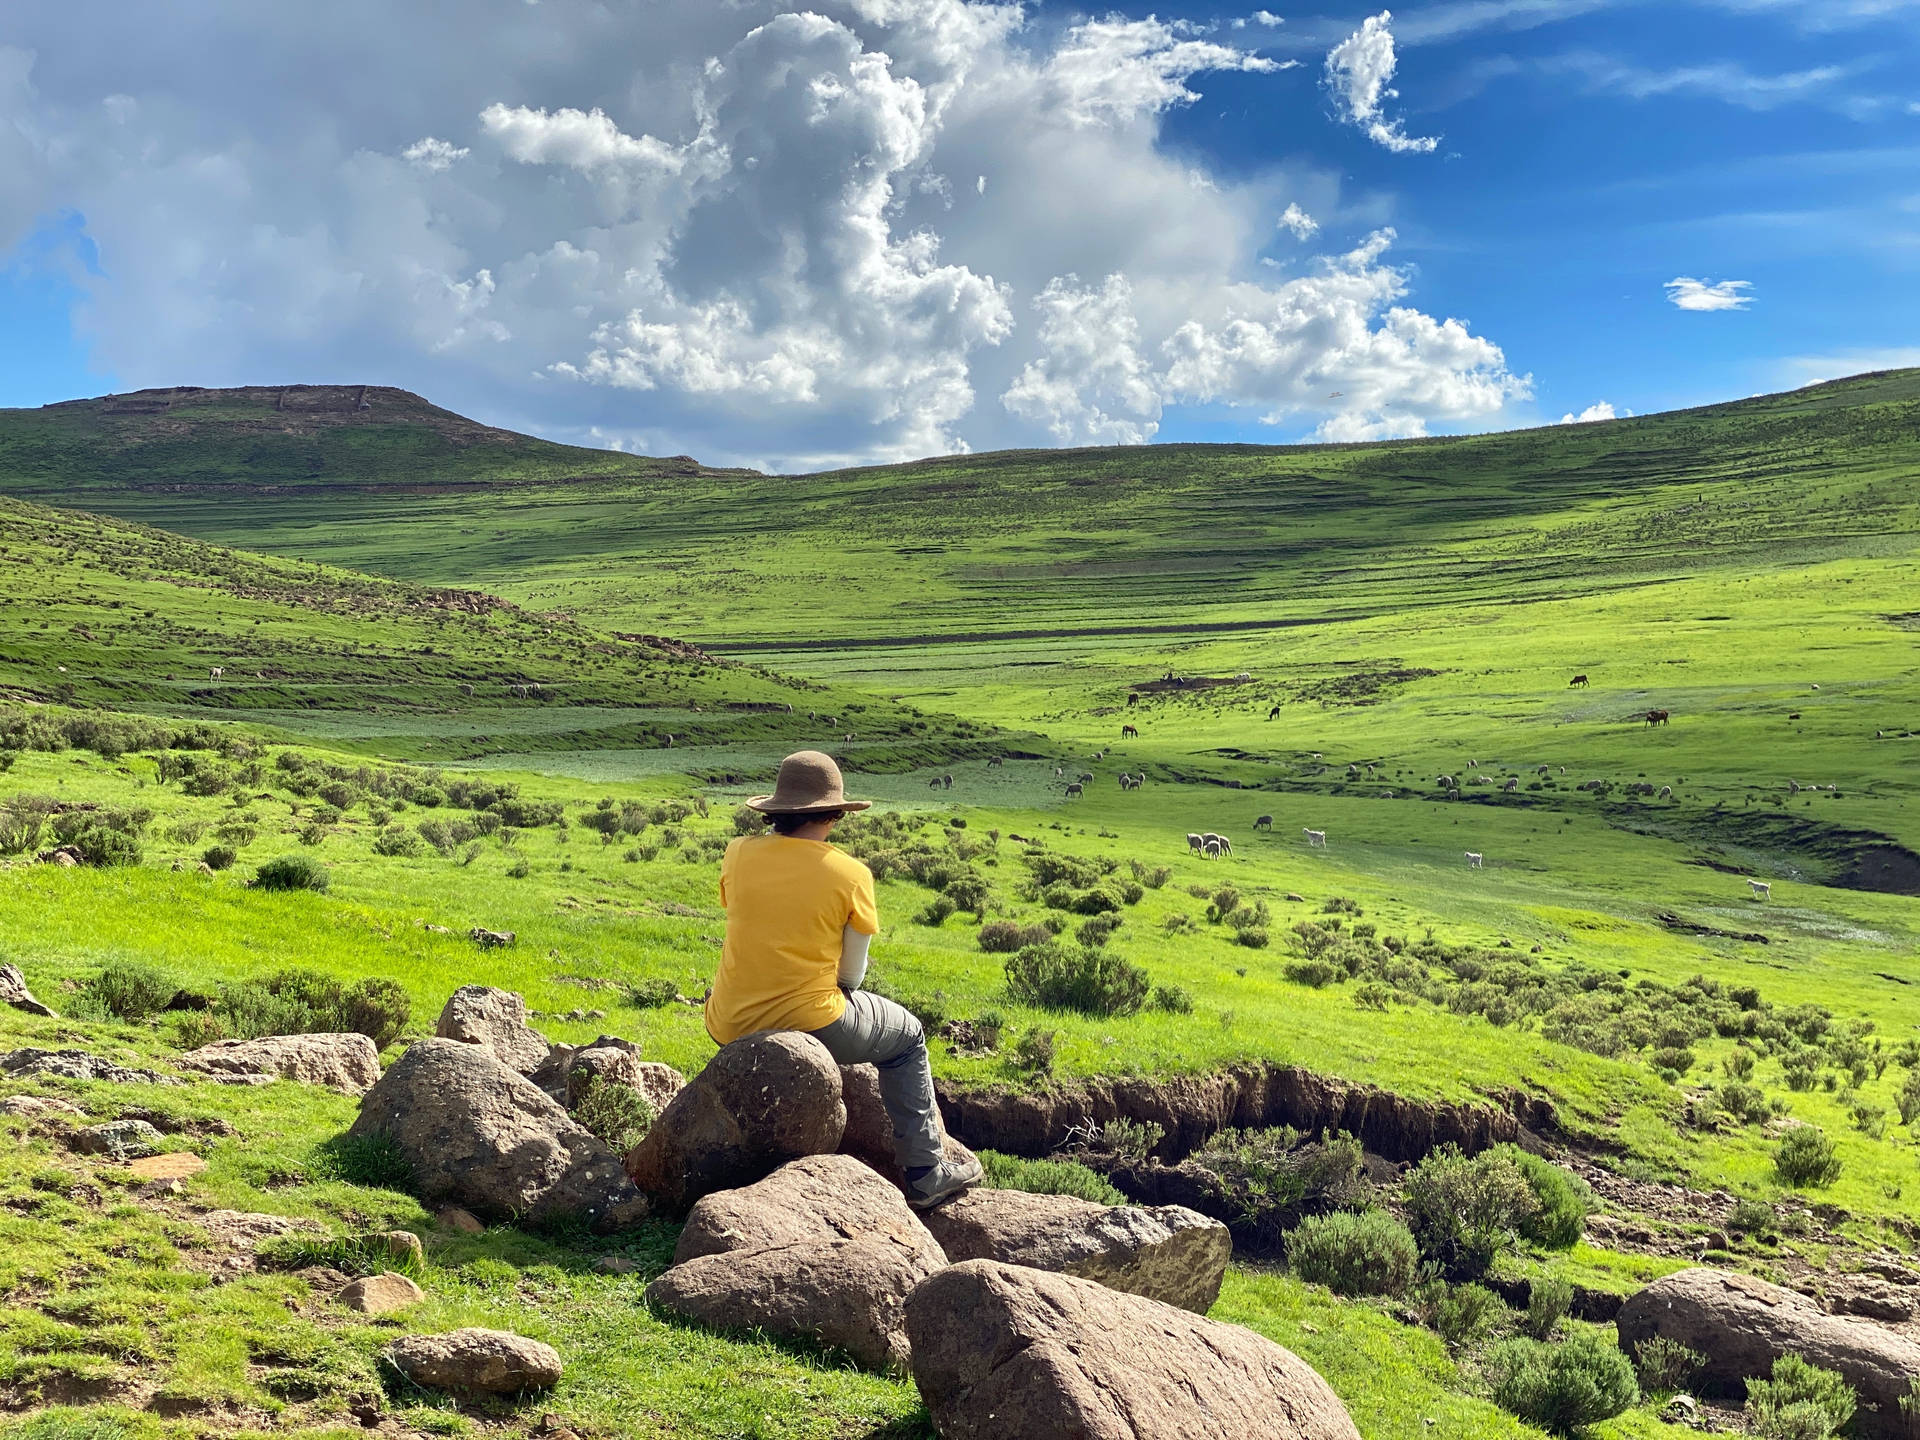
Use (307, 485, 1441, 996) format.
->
(571, 1076, 656, 1155)
(917, 895, 957, 926)
(1490, 1333, 1638, 1433)
(1523, 1275, 1573, 1340)
(202, 844, 238, 872)
(1150, 983, 1194, 1014)
(977, 920, 1053, 954)
(1287, 1209, 1419, 1297)
(1012, 1027, 1056, 1075)
(1191, 1129, 1369, 1250)
(342, 977, 412, 1049)
(1775, 1126, 1841, 1188)
(1005, 943, 1148, 1017)
(1500, 1147, 1591, 1249)
(370, 826, 421, 858)
(1744, 1355, 1855, 1440)
(1403, 1145, 1540, 1278)
(1285, 959, 1338, 987)
(625, 977, 682, 1008)
(1076, 913, 1123, 947)
(253, 855, 331, 893)
(1631, 1334, 1704, 1393)
(1430, 1281, 1506, 1347)
(80, 961, 182, 1021)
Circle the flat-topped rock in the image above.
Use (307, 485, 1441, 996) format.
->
(922, 1187, 1230, 1313)
(675, 1153, 943, 1264)
(384, 1328, 562, 1393)
(2, 1048, 182, 1086)
(182, 1033, 380, 1094)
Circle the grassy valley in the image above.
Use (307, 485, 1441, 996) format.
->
(0, 375, 1917, 1440)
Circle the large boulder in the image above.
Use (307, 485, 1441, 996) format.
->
(347, 1038, 647, 1232)
(435, 986, 550, 1075)
(74, 1118, 166, 1159)
(384, 1328, 562, 1393)
(625, 1031, 845, 1214)
(181, 1033, 381, 1094)
(650, 1155, 947, 1375)
(922, 1188, 1230, 1313)
(675, 1153, 944, 1264)
(649, 1236, 944, 1376)
(906, 1260, 1363, 1440)
(838, 1062, 979, 1191)
(0, 964, 54, 1018)
(567, 1044, 685, 1115)
(1618, 1267, 1920, 1439)
(2, 1048, 181, 1086)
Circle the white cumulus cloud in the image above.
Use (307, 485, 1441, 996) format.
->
(1558, 400, 1616, 422)
(0, 0, 1525, 468)
(1665, 276, 1755, 311)
(1278, 202, 1319, 238)
(1325, 11, 1439, 153)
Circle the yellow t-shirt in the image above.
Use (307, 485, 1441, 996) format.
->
(705, 834, 880, 1044)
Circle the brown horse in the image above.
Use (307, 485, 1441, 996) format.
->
(1121, 724, 1138, 738)
(1569, 674, 1589, 687)
(1127, 692, 1140, 706)
(1645, 709, 1670, 726)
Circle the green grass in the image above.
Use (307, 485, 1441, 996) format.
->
(2, 370, 1919, 1436)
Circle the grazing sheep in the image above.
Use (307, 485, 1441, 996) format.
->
(1559, 766, 1567, 775)
(1788, 780, 1800, 794)
(942, 774, 954, 790)
(1078, 772, 1094, 784)
(1064, 782, 1084, 799)
(1437, 775, 1455, 789)
(1202, 832, 1232, 856)
(1202, 839, 1225, 859)
(1128, 692, 1140, 706)
(1056, 765, 1064, 777)
(1658, 785, 1673, 799)
(1187, 833, 1204, 854)
(1503, 777, 1518, 791)
(460, 683, 474, 697)
(1311, 752, 1322, 761)
(929, 778, 944, 790)
(1253, 814, 1274, 830)
(1465, 852, 1483, 869)
(1235, 672, 1252, 682)
(1267, 705, 1281, 721)
(662, 734, 675, 747)
(1537, 765, 1550, 776)
(209, 666, 224, 678)
(988, 756, 1005, 767)
(1748, 879, 1771, 901)
(1303, 828, 1326, 847)
(1467, 759, 1478, 768)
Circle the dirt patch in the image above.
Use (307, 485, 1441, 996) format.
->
(935, 1062, 1554, 1165)
(1132, 674, 1256, 694)
(1655, 911, 1770, 944)
(1616, 810, 1920, 898)
(1292, 667, 1441, 706)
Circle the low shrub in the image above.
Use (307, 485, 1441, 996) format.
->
(201, 844, 238, 872)
(1717, 1081, 1771, 1126)
(1897, 1068, 1920, 1127)
(1150, 983, 1194, 1014)
(1502, 1147, 1591, 1250)
(1285, 959, 1338, 987)
(1631, 1335, 1704, 1394)
(916, 895, 957, 926)
(1076, 913, 1123, 947)
(252, 855, 330, 893)
(1775, 1126, 1842, 1188)
(1403, 1144, 1541, 1278)
(1430, 1281, 1506, 1348)
(977, 920, 1053, 953)
(1287, 1209, 1419, 1297)
(1490, 1333, 1639, 1434)
(980, 1150, 1126, 1206)
(625, 977, 682, 1008)
(78, 961, 182, 1021)
(1727, 1196, 1775, 1235)
(371, 826, 422, 858)
(1005, 943, 1148, 1017)
(1744, 1355, 1856, 1440)
(571, 1075, 656, 1155)
(1011, 1027, 1056, 1075)
(1190, 1128, 1369, 1251)
(1236, 928, 1271, 949)
(1523, 1275, 1573, 1340)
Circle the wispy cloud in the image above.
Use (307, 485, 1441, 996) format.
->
(1554, 53, 1849, 109)
(1324, 11, 1439, 153)
(1665, 276, 1755, 311)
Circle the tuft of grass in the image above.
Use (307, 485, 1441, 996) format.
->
(979, 1150, 1128, 1206)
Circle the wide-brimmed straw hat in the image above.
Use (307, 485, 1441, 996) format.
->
(746, 750, 872, 815)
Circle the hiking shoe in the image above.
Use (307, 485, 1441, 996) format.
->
(907, 1155, 983, 1211)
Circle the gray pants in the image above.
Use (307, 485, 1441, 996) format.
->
(808, 989, 944, 1174)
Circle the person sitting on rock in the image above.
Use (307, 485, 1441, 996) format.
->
(706, 750, 981, 1211)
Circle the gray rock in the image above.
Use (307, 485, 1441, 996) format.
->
(384, 1328, 562, 1393)
(0, 964, 54, 1018)
(922, 1188, 1231, 1313)
(906, 1260, 1364, 1440)
(1, 1094, 86, 1118)
(74, 1118, 166, 1159)
(181, 1033, 381, 1094)
(625, 1031, 845, 1214)
(1618, 1267, 1920, 1439)
(435, 985, 551, 1075)
(340, 1272, 424, 1314)
(1, 1048, 181, 1086)
(347, 1038, 647, 1232)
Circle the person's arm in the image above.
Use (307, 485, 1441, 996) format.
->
(837, 923, 871, 990)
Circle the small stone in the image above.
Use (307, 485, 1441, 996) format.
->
(1703, 1229, 1731, 1251)
(340, 1272, 425, 1315)
(374, 1230, 425, 1266)
(384, 1328, 562, 1393)
(128, 1152, 208, 1180)
(593, 1255, 637, 1275)
(0, 964, 55, 1018)
(74, 1118, 166, 1159)
(436, 1206, 485, 1234)
(1, 1094, 86, 1118)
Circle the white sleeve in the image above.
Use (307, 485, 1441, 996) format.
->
(837, 922, 871, 990)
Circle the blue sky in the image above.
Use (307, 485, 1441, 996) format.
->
(1, 1, 1915, 466)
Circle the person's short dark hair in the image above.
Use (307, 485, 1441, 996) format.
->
(767, 809, 844, 835)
